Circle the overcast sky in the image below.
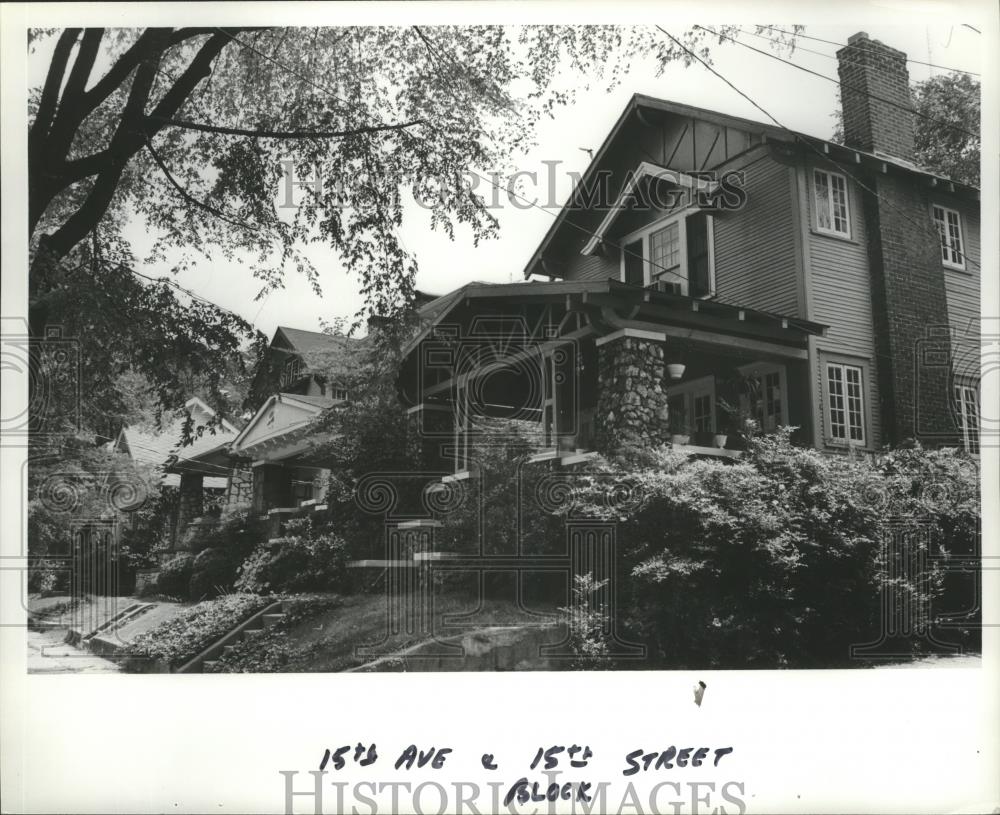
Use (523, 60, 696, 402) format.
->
(32, 23, 983, 340)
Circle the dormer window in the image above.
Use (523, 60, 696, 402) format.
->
(280, 357, 302, 387)
(619, 209, 715, 297)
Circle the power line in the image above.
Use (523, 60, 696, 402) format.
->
(697, 25, 979, 138)
(760, 25, 979, 76)
(655, 26, 980, 272)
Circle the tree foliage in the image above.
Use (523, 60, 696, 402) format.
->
(28, 25, 798, 423)
(911, 73, 980, 186)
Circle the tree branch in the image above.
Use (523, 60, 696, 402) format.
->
(144, 136, 257, 231)
(147, 115, 427, 140)
(29, 28, 79, 148)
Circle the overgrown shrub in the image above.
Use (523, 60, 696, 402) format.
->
(155, 553, 194, 598)
(124, 593, 275, 668)
(550, 432, 979, 668)
(185, 513, 267, 599)
(235, 517, 348, 594)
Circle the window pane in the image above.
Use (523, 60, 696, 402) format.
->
(831, 174, 849, 234)
(650, 222, 680, 285)
(845, 366, 864, 442)
(693, 392, 713, 432)
(947, 209, 963, 265)
(827, 364, 846, 439)
(815, 171, 832, 231)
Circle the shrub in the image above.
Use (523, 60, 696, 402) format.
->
(155, 553, 194, 598)
(235, 517, 348, 594)
(558, 431, 979, 668)
(123, 593, 275, 668)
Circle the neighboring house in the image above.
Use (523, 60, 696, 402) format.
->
(398, 32, 980, 467)
(232, 327, 364, 516)
(112, 396, 239, 550)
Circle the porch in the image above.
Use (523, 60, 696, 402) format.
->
(398, 279, 825, 470)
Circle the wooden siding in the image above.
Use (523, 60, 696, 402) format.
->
(803, 161, 882, 448)
(711, 154, 801, 316)
(941, 199, 981, 341)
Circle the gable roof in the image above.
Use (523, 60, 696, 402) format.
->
(524, 93, 980, 279)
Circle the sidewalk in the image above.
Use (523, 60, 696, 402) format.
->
(27, 628, 122, 674)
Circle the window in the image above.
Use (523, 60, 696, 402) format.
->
(826, 363, 866, 445)
(954, 383, 979, 453)
(280, 356, 302, 387)
(814, 169, 850, 237)
(620, 210, 715, 297)
(738, 363, 788, 432)
(665, 375, 716, 435)
(334, 388, 349, 401)
(933, 205, 965, 269)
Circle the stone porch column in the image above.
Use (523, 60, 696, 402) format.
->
(594, 330, 669, 456)
(224, 461, 253, 513)
(173, 473, 203, 549)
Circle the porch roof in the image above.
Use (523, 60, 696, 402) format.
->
(399, 278, 826, 406)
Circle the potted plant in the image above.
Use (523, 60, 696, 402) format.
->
(666, 362, 686, 380)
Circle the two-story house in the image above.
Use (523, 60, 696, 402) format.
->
(398, 32, 980, 467)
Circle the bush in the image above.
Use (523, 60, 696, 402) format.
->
(155, 553, 194, 598)
(124, 593, 275, 668)
(235, 517, 348, 594)
(556, 432, 980, 668)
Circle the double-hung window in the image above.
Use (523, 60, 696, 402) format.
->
(932, 205, 965, 269)
(814, 169, 850, 237)
(620, 210, 715, 297)
(954, 383, 979, 453)
(826, 362, 866, 445)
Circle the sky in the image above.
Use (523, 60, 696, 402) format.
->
(29, 23, 983, 340)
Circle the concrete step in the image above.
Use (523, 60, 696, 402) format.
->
(222, 645, 237, 655)
(203, 660, 219, 671)
(241, 627, 265, 640)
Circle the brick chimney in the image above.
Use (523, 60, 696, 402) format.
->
(837, 32, 915, 161)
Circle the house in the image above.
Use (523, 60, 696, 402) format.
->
(230, 326, 365, 516)
(398, 32, 981, 467)
(112, 397, 238, 548)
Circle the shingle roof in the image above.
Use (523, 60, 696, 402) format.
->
(275, 326, 365, 355)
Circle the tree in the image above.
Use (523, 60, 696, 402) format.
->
(911, 73, 980, 187)
(28, 25, 798, 426)
(830, 73, 980, 186)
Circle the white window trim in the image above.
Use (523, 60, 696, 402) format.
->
(824, 361, 867, 447)
(813, 168, 852, 238)
(953, 382, 979, 453)
(736, 362, 790, 429)
(618, 208, 716, 298)
(932, 204, 966, 271)
(665, 374, 717, 433)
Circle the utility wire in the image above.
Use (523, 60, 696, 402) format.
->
(656, 26, 980, 272)
(761, 25, 980, 76)
(697, 25, 979, 138)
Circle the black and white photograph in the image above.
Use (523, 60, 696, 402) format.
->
(1, 3, 996, 813)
